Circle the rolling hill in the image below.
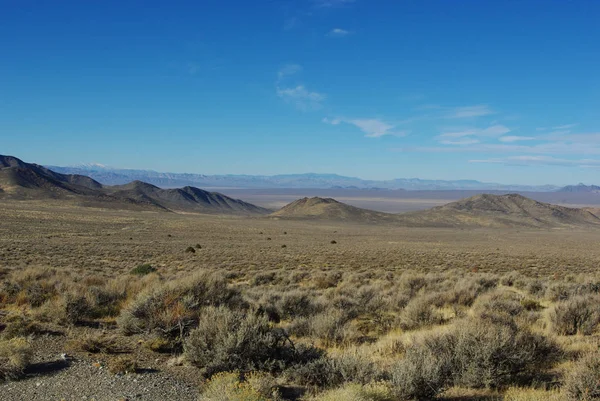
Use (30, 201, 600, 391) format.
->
(271, 197, 398, 223)
(396, 193, 600, 228)
(106, 181, 269, 214)
(0, 155, 269, 215)
(273, 194, 600, 228)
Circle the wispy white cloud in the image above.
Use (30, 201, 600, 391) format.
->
(324, 117, 406, 138)
(277, 85, 325, 111)
(400, 141, 600, 156)
(277, 64, 302, 81)
(322, 117, 341, 125)
(438, 124, 510, 139)
(469, 155, 600, 167)
(553, 123, 578, 130)
(447, 105, 494, 118)
(276, 65, 325, 111)
(439, 138, 480, 146)
(498, 136, 535, 143)
(328, 28, 350, 37)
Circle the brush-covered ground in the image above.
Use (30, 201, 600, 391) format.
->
(1, 200, 599, 400)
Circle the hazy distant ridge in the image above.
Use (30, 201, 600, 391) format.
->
(47, 165, 560, 192)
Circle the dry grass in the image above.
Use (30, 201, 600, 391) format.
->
(1, 200, 600, 399)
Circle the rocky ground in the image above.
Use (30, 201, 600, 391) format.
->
(0, 336, 198, 401)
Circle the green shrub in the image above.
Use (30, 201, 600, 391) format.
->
(130, 264, 156, 275)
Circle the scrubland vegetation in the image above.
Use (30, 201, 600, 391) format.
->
(1, 202, 600, 399)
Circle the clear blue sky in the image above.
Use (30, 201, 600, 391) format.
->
(1, 0, 598, 185)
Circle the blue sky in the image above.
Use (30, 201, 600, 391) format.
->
(1, 0, 599, 185)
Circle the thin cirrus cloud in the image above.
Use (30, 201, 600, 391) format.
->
(328, 28, 350, 37)
(498, 136, 535, 143)
(469, 156, 600, 168)
(438, 124, 511, 139)
(323, 117, 406, 138)
(276, 65, 325, 111)
(277, 64, 302, 81)
(439, 138, 481, 146)
(277, 86, 326, 111)
(447, 105, 494, 118)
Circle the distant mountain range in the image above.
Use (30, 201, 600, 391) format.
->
(0, 155, 269, 215)
(46, 164, 561, 192)
(4, 155, 600, 229)
(556, 183, 600, 193)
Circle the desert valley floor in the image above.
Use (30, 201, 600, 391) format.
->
(1, 200, 600, 400)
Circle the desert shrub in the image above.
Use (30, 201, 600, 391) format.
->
(277, 290, 321, 320)
(500, 272, 523, 287)
(390, 317, 560, 398)
(444, 276, 498, 307)
(328, 352, 385, 385)
(1, 314, 42, 339)
(117, 272, 243, 340)
(130, 264, 156, 275)
(449, 317, 559, 388)
(313, 273, 341, 290)
(184, 306, 296, 377)
(107, 355, 137, 374)
(526, 280, 546, 297)
(549, 295, 600, 335)
(546, 283, 577, 302)
(309, 382, 394, 401)
(62, 292, 93, 324)
(503, 387, 563, 401)
(85, 284, 128, 318)
(252, 272, 276, 286)
(354, 286, 386, 315)
(398, 273, 428, 298)
(69, 332, 125, 354)
(473, 290, 524, 318)
(0, 337, 32, 381)
(306, 308, 359, 346)
(399, 296, 444, 331)
(285, 352, 383, 390)
(390, 335, 452, 400)
(564, 352, 600, 400)
(144, 336, 173, 353)
(199, 371, 280, 401)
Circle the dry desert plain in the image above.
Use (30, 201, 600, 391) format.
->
(1, 199, 600, 400)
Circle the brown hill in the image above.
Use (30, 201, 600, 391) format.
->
(271, 197, 397, 223)
(0, 155, 268, 215)
(397, 193, 600, 228)
(0, 155, 103, 197)
(107, 181, 269, 215)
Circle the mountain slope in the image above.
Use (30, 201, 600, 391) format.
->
(107, 181, 269, 214)
(397, 193, 600, 228)
(271, 197, 398, 223)
(0, 155, 103, 197)
(0, 155, 268, 215)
